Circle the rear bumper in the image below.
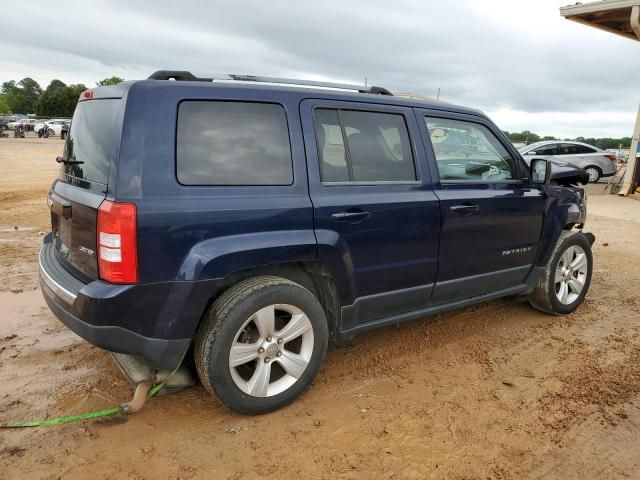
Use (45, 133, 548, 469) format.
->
(39, 236, 191, 369)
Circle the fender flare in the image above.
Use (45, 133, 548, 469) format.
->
(536, 188, 586, 266)
(177, 230, 318, 281)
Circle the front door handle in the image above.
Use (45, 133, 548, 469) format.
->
(450, 204, 479, 215)
(330, 210, 371, 223)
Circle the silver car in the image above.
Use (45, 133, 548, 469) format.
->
(519, 141, 618, 182)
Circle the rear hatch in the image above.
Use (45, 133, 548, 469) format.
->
(49, 94, 123, 280)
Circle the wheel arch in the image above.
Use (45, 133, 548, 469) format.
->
(193, 261, 342, 342)
(536, 187, 587, 266)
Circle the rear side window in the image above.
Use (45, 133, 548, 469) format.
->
(177, 101, 293, 186)
(529, 144, 558, 155)
(575, 144, 597, 154)
(558, 144, 580, 155)
(314, 108, 416, 183)
(64, 99, 121, 185)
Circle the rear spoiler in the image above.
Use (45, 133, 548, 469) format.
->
(82, 82, 132, 100)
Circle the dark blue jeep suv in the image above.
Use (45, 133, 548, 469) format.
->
(40, 71, 593, 413)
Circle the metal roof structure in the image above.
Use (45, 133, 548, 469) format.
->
(560, 1, 640, 195)
(560, 0, 640, 41)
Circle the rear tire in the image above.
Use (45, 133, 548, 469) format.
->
(195, 276, 329, 414)
(584, 166, 601, 183)
(528, 231, 592, 315)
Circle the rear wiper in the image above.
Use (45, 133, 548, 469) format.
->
(56, 156, 84, 165)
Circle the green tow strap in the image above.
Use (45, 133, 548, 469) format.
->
(1, 353, 186, 429)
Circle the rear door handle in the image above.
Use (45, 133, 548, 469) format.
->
(450, 204, 479, 215)
(330, 210, 371, 223)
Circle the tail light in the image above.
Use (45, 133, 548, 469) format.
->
(97, 200, 138, 284)
(78, 89, 94, 102)
(605, 155, 617, 162)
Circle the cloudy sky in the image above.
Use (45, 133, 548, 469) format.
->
(2, 0, 638, 138)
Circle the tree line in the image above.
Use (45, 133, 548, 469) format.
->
(0, 76, 123, 117)
(503, 130, 633, 150)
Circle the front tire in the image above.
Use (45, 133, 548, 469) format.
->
(195, 276, 329, 414)
(528, 231, 593, 315)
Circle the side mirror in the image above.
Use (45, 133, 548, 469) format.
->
(530, 158, 551, 185)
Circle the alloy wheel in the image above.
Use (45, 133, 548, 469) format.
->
(554, 245, 588, 305)
(229, 304, 314, 397)
(585, 167, 599, 183)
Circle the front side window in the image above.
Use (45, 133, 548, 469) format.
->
(177, 101, 293, 186)
(425, 117, 518, 181)
(529, 144, 558, 156)
(314, 108, 416, 183)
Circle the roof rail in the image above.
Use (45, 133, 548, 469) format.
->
(147, 70, 392, 95)
(148, 70, 212, 82)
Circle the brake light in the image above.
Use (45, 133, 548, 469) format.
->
(605, 154, 617, 162)
(79, 90, 94, 102)
(97, 200, 138, 284)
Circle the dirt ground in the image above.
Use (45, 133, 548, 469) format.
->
(1, 136, 640, 479)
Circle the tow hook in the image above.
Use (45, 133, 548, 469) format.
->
(120, 382, 152, 415)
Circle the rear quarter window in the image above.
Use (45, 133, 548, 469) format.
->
(176, 101, 293, 186)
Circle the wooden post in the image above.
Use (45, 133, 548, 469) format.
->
(619, 102, 640, 196)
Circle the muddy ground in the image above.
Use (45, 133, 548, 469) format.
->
(1, 136, 640, 479)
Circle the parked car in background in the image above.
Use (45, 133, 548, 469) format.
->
(519, 141, 617, 182)
(7, 118, 38, 132)
(60, 120, 70, 139)
(0, 117, 9, 132)
(6, 114, 26, 123)
(35, 119, 70, 137)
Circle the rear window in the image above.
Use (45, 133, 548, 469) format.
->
(176, 101, 293, 186)
(63, 99, 121, 185)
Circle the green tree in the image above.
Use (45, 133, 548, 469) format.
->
(96, 76, 124, 86)
(0, 95, 11, 114)
(504, 130, 546, 144)
(35, 80, 88, 117)
(1, 78, 42, 114)
(64, 84, 87, 117)
(37, 79, 69, 116)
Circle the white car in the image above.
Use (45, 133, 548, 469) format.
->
(34, 119, 70, 136)
(519, 140, 618, 183)
(7, 118, 38, 131)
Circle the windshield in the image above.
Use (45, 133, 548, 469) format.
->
(63, 99, 121, 185)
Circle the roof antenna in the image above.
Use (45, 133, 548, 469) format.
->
(436, 88, 441, 101)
